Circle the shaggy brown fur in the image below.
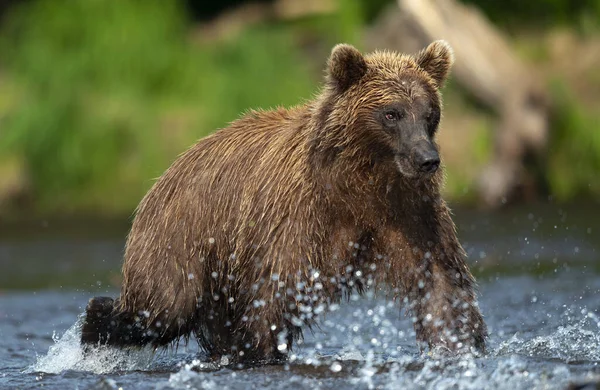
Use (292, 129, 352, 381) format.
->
(81, 41, 487, 363)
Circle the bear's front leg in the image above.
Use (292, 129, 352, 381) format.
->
(410, 254, 487, 355)
(385, 229, 487, 355)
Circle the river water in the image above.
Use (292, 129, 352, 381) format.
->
(1, 203, 599, 389)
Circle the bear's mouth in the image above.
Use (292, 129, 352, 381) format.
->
(394, 155, 438, 180)
(394, 155, 419, 178)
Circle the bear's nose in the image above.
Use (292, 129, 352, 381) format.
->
(416, 150, 440, 174)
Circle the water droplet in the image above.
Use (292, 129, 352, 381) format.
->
(330, 361, 342, 372)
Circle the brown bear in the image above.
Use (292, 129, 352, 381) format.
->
(81, 41, 487, 363)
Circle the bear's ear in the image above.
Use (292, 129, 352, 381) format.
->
(326, 44, 368, 92)
(415, 40, 454, 87)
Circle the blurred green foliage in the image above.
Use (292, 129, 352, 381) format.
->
(0, 0, 328, 214)
(0, 0, 599, 217)
(463, 0, 600, 32)
(547, 81, 600, 199)
(361, 0, 600, 28)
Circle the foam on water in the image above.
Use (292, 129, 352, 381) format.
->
(29, 316, 155, 375)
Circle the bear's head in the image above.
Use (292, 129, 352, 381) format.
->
(316, 41, 454, 181)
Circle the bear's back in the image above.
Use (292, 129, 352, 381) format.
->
(122, 106, 313, 285)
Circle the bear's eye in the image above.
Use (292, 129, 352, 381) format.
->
(384, 111, 400, 122)
(426, 109, 438, 121)
(426, 107, 441, 130)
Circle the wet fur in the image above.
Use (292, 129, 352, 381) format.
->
(81, 41, 487, 362)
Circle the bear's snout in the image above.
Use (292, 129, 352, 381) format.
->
(414, 147, 440, 174)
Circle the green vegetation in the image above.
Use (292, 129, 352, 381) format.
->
(0, 0, 326, 215)
(462, 0, 600, 29)
(547, 81, 600, 200)
(0, 0, 599, 217)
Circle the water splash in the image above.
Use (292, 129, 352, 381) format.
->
(381, 355, 572, 390)
(497, 310, 600, 363)
(156, 351, 589, 390)
(166, 360, 220, 390)
(29, 316, 155, 375)
(19, 297, 600, 389)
